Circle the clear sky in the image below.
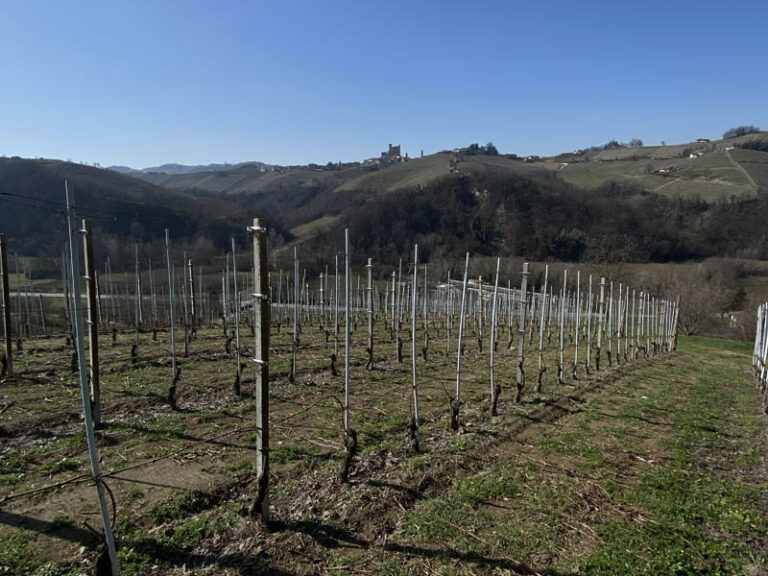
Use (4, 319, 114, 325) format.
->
(1, 0, 766, 168)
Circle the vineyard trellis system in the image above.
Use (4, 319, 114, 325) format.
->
(0, 182, 681, 574)
(750, 302, 768, 414)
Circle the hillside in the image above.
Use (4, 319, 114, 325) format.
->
(128, 135, 768, 208)
(5, 133, 768, 268)
(0, 157, 249, 257)
(542, 133, 768, 202)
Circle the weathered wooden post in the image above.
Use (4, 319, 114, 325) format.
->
(249, 218, 270, 522)
(65, 183, 119, 576)
(515, 263, 528, 402)
(0, 234, 12, 377)
(81, 220, 101, 427)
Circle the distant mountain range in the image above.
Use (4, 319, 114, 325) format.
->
(107, 161, 268, 175)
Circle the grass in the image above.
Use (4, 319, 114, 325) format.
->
(557, 149, 757, 202)
(380, 336, 768, 574)
(2, 322, 766, 574)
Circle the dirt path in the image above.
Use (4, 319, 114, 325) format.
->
(727, 147, 759, 190)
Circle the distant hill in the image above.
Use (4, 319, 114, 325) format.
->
(6, 132, 768, 269)
(107, 161, 268, 176)
(537, 133, 768, 202)
(0, 157, 267, 260)
(125, 135, 768, 207)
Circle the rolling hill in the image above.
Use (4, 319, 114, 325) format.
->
(4, 132, 768, 268)
(0, 157, 253, 258)
(540, 133, 768, 202)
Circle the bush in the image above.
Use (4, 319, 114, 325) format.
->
(723, 125, 760, 139)
(735, 138, 768, 152)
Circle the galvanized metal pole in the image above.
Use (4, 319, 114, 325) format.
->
(490, 257, 500, 414)
(165, 230, 178, 407)
(81, 220, 101, 427)
(573, 270, 581, 379)
(596, 277, 605, 370)
(410, 245, 420, 448)
(366, 258, 374, 370)
(343, 229, 352, 452)
(453, 252, 470, 430)
(232, 239, 242, 396)
(515, 263, 528, 402)
(558, 270, 567, 384)
(536, 264, 549, 392)
(65, 183, 119, 576)
(0, 234, 12, 376)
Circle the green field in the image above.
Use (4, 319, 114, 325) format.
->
(557, 149, 757, 202)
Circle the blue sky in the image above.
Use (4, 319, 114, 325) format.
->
(1, 0, 766, 167)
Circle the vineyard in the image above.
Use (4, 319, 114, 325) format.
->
(2, 186, 767, 575)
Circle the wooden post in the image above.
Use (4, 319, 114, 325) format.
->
(0, 234, 12, 377)
(250, 218, 270, 522)
(81, 220, 101, 428)
(515, 263, 528, 403)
